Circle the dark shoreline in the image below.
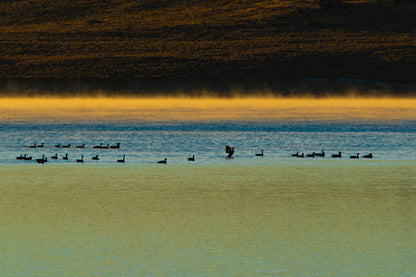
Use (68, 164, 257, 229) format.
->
(1, 77, 415, 98)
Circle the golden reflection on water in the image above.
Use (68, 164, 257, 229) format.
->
(0, 163, 415, 276)
(0, 97, 415, 121)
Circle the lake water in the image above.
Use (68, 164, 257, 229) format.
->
(0, 98, 415, 276)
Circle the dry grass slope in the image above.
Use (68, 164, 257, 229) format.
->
(0, 0, 415, 94)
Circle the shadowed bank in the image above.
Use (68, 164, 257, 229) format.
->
(0, 0, 415, 96)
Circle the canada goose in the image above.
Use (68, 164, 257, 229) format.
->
(298, 153, 304, 158)
(291, 152, 299, 157)
(92, 155, 100, 160)
(62, 144, 71, 148)
(110, 143, 121, 149)
(350, 153, 359, 159)
(157, 158, 167, 164)
(102, 144, 109, 149)
(225, 146, 235, 158)
(255, 150, 264, 157)
(54, 143, 61, 148)
(307, 152, 315, 158)
(36, 143, 45, 148)
(315, 149, 325, 157)
(93, 143, 103, 149)
(363, 153, 373, 159)
(16, 154, 25, 160)
(23, 155, 32, 161)
(51, 153, 58, 160)
(75, 144, 85, 149)
(117, 155, 125, 163)
(76, 155, 84, 163)
(35, 155, 47, 164)
(28, 143, 36, 148)
(62, 153, 69, 160)
(332, 152, 342, 158)
(187, 155, 195, 161)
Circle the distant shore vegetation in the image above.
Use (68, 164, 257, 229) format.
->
(0, 0, 415, 96)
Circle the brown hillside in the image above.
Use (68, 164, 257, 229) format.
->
(0, 0, 415, 92)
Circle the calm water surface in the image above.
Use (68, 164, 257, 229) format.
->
(0, 112, 415, 276)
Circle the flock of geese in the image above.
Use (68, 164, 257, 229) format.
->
(16, 144, 373, 164)
(290, 149, 373, 159)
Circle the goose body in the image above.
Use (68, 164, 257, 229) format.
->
(307, 152, 315, 158)
(297, 153, 304, 158)
(76, 155, 84, 163)
(51, 153, 58, 160)
(28, 143, 36, 148)
(350, 153, 359, 159)
(157, 158, 167, 164)
(62, 144, 71, 148)
(36, 155, 47, 164)
(315, 149, 325, 157)
(62, 153, 69, 160)
(92, 155, 100, 160)
(187, 155, 195, 161)
(255, 150, 264, 157)
(117, 155, 125, 163)
(76, 144, 85, 149)
(332, 152, 342, 158)
(291, 152, 299, 157)
(363, 153, 373, 159)
(225, 146, 235, 158)
(110, 143, 121, 149)
(16, 154, 25, 160)
(54, 143, 61, 148)
(36, 143, 45, 148)
(93, 143, 103, 149)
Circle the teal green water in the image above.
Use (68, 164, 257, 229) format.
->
(0, 161, 415, 276)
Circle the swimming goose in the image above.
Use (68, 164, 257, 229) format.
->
(255, 150, 264, 157)
(332, 152, 342, 158)
(110, 143, 121, 149)
(291, 152, 299, 157)
(54, 143, 61, 148)
(350, 153, 359, 159)
(36, 143, 45, 148)
(28, 143, 36, 148)
(297, 153, 304, 158)
(102, 144, 109, 149)
(75, 144, 85, 149)
(362, 153, 373, 159)
(157, 158, 167, 164)
(23, 155, 32, 161)
(306, 152, 315, 158)
(51, 153, 58, 160)
(16, 154, 25, 160)
(92, 155, 100, 160)
(76, 155, 84, 163)
(62, 144, 71, 148)
(93, 143, 103, 149)
(187, 155, 195, 161)
(35, 155, 47, 164)
(117, 155, 125, 163)
(62, 153, 69, 160)
(315, 149, 325, 157)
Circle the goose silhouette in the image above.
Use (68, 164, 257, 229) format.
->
(307, 152, 315, 158)
(76, 144, 85, 149)
(291, 152, 299, 157)
(62, 153, 69, 160)
(36, 143, 45, 148)
(225, 146, 235, 158)
(315, 149, 325, 157)
(110, 143, 121, 149)
(93, 143, 103, 149)
(51, 153, 58, 160)
(92, 155, 100, 160)
(332, 152, 342, 158)
(117, 155, 125, 163)
(16, 154, 25, 160)
(350, 153, 359, 159)
(23, 155, 32, 161)
(297, 153, 304, 158)
(255, 150, 264, 157)
(102, 144, 110, 149)
(28, 143, 36, 148)
(157, 158, 167, 164)
(76, 155, 84, 163)
(36, 155, 47, 164)
(363, 153, 373, 159)
(54, 143, 61, 148)
(187, 155, 195, 161)
(62, 144, 71, 148)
